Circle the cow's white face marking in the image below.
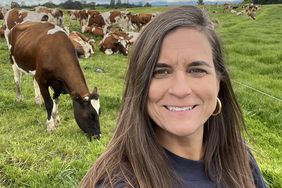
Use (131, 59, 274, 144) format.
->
(73, 37, 92, 58)
(119, 39, 127, 49)
(90, 99, 100, 115)
(47, 25, 66, 35)
(105, 49, 113, 55)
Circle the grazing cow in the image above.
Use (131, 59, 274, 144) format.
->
(127, 13, 155, 31)
(82, 12, 105, 33)
(99, 31, 139, 55)
(105, 10, 133, 32)
(70, 10, 100, 29)
(245, 4, 258, 20)
(223, 3, 230, 13)
(8, 21, 101, 140)
(69, 31, 95, 58)
(69, 10, 79, 20)
(83, 10, 132, 34)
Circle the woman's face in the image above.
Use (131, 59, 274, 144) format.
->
(147, 27, 220, 140)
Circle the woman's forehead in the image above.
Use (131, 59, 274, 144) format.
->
(158, 28, 213, 65)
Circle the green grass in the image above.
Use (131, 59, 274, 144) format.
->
(0, 5, 281, 187)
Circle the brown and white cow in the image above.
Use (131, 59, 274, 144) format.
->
(8, 21, 101, 140)
(82, 12, 106, 33)
(70, 10, 100, 29)
(83, 25, 104, 37)
(35, 6, 64, 27)
(3, 8, 68, 55)
(245, 4, 258, 20)
(99, 31, 139, 55)
(127, 12, 156, 31)
(69, 10, 79, 20)
(4, 8, 50, 31)
(69, 31, 95, 58)
(223, 3, 231, 13)
(83, 10, 132, 34)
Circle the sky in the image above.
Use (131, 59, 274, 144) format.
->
(0, 0, 233, 6)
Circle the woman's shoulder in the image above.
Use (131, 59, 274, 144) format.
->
(248, 149, 267, 188)
(96, 181, 128, 188)
(96, 178, 136, 188)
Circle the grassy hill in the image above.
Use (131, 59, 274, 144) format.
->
(0, 5, 281, 187)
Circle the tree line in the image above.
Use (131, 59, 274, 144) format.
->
(11, 0, 152, 10)
(242, 0, 282, 4)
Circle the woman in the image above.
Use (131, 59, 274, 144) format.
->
(80, 6, 266, 188)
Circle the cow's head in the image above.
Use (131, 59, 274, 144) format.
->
(73, 87, 101, 141)
(52, 9, 64, 27)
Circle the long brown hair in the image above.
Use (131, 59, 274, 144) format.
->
(80, 6, 255, 188)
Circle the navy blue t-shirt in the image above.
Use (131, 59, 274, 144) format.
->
(98, 149, 267, 188)
(165, 149, 267, 188)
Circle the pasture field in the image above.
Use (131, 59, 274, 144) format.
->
(0, 5, 281, 188)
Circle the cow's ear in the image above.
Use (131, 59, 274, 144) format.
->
(90, 87, 99, 100)
(92, 87, 98, 95)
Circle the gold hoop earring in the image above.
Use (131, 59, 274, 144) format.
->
(212, 98, 222, 116)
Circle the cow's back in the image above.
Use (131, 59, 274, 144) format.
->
(9, 22, 74, 73)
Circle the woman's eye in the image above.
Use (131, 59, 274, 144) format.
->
(188, 68, 207, 76)
(153, 69, 170, 78)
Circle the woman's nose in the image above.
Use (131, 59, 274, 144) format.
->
(168, 71, 192, 98)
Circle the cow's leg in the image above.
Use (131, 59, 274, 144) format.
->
(52, 98, 60, 124)
(33, 78, 42, 106)
(37, 81, 55, 132)
(4, 29, 11, 51)
(12, 63, 23, 101)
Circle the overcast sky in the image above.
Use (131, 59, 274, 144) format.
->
(0, 0, 234, 6)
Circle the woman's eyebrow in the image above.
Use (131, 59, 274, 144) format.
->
(188, 61, 212, 67)
(155, 63, 170, 68)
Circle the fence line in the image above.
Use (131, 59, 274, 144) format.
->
(233, 80, 282, 103)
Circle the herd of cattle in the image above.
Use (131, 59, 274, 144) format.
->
(0, 4, 260, 140)
(0, 7, 156, 57)
(222, 3, 260, 20)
